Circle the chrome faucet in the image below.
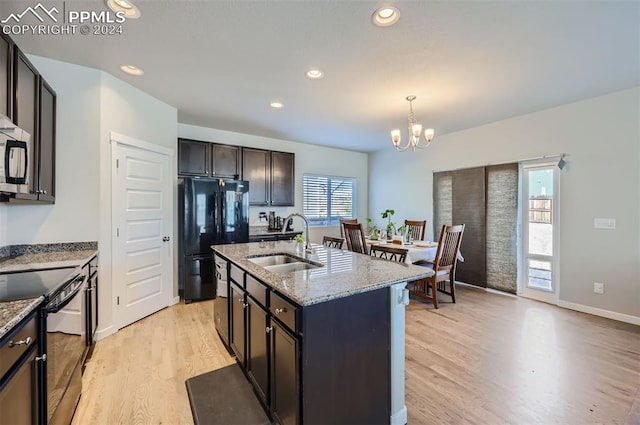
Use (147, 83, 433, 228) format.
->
(283, 213, 311, 252)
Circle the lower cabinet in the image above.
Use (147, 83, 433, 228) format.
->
(0, 348, 39, 425)
(270, 320, 298, 425)
(246, 297, 269, 406)
(0, 313, 42, 425)
(229, 283, 246, 366)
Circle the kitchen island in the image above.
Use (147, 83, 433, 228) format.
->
(212, 240, 433, 425)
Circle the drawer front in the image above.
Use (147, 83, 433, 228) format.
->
(230, 263, 244, 287)
(270, 292, 297, 333)
(0, 317, 37, 380)
(245, 274, 267, 307)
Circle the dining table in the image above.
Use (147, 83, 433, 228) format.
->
(366, 238, 465, 265)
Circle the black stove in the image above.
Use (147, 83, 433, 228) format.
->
(0, 267, 78, 302)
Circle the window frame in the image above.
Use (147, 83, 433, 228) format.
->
(302, 173, 357, 227)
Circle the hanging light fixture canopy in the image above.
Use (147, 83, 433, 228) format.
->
(391, 95, 435, 152)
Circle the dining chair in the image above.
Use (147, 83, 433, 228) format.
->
(409, 224, 465, 308)
(342, 222, 368, 255)
(339, 218, 358, 238)
(404, 219, 426, 241)
(322, 236, 345, 249)
(370, 244, 408, 263)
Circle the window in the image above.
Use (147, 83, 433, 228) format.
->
(303, 174, 356, 226)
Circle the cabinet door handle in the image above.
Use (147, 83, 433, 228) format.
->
(266, 326, 273, 334)
(274, 308, 286, 314)
(162, 236, 171, 242)
(242, 302, 249, 308)
(35, 354, 47, 362)
(9, 336, 32, 347)
(42, 190, 47, 195)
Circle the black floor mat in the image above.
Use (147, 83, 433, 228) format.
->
(185, 364, 271, 425)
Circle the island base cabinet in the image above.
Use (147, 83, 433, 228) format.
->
(229, 283, 246, 366)
(270, 320, 298, 425)
(0, 348, 39, 425)
(246, 298, 269, 406)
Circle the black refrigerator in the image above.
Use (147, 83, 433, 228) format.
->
(179, 177, 249, 303)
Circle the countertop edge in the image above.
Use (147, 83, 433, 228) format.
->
(0, 297, 44, 340)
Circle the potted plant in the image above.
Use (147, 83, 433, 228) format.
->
(366, 218, 379, 239)
(381, 209, 396, 240)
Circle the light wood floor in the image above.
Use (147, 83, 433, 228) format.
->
(72, 286, 640, 424)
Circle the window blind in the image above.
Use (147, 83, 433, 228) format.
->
(303, 174, 356, 226)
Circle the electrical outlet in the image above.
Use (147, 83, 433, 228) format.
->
(594, 282, 604, 294)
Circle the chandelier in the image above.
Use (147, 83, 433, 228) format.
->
(390, 95, 435, 152)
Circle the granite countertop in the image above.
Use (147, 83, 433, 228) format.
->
(0, 242, 98, 339)
(0, 297, 43, 340)
(212, 240, 433, 306)
(0, 249, 97, 273)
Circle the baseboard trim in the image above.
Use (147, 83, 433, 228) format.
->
(95, 325, 115, 341)
(456, 281, 518, 298)
(557, 300, 640, 326)
(171, 296, 180, 306)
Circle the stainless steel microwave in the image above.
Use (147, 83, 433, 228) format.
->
(0, 114, 31, 195)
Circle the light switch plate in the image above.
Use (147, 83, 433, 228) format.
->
(594, 218, 616, 229)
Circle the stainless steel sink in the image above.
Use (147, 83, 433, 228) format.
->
(247, 253, 323, 273)
(264, 262, 322, 273)
(248, 254, 301, 267)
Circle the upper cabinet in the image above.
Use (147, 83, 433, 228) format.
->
(242, 148, 294, 207)
(0, 34, 12, 118)
(178, 138, 209, 176)
(10, 47, 56, 203)
(37, 79, 56, 202)
(178, 138, 240, 178)
(242, 148, 269, 206)
(13, 49, 39, 201)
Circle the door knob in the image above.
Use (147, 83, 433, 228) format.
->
(162, 236, 170, 242)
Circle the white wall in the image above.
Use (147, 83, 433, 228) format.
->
(178, 124, 369, 243)
(6, 57, 101, 245)
(369, 87, 640, 319)
(98, 72, 178, 336)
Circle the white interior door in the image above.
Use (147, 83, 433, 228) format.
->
(520, 161, 560, 304)
(112, 141, 172, 329)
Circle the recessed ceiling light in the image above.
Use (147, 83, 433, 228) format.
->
(306, 69, 323, 79)
(372, 6, 400, 27)
(270, 101, 284, 108)
(105, 0, 141, 19)
(120, 65, 144, 76)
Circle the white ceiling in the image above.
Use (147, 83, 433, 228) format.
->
(2, 0, 639, 152)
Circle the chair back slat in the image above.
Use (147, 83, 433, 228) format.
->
(370, 245, 408, 263)
(339, 218, 358, 238)
(322, 236, 345, 249)
(404, 220, 426, 241)
(434, 224, 465, 271)
(343, 222, 368, 254)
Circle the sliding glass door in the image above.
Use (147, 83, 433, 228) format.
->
(520, 162, 559, 303)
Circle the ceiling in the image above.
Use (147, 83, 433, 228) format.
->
(2, 1, 638, 153)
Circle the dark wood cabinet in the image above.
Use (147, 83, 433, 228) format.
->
(229, 283, 246, 366)
(269, 151, 294, 206)
(211, 144, 240, 178)
(3, 41, 56, 204)
(0, 34, 13, 119)
(242, 148, 294, 207)
(0, 313, 41, 425)
(0, 349, 39, 425)
(36, 78, 56, 203)
(178, 138, 209, 176)
(242, 148, 270, 205)
(246, 297, 269, 406)
(13, 48, 38, 200)
(270, 320, 298, 425)
(178, 139, 241, 178)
